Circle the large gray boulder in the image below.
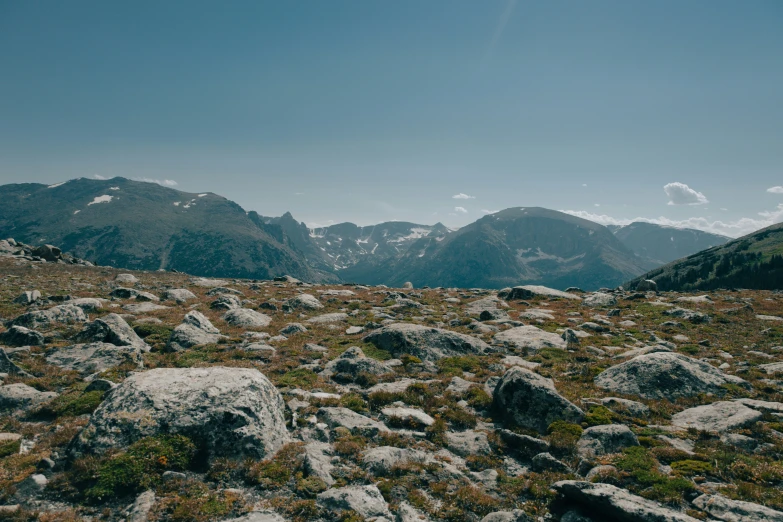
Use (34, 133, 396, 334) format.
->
(162, 288, 197, 303)
(692, 494, 783, 522)
(493, 366, 584, 433)
(317, 485, 392, 519)
(493, 325, 566, 352)
(46, 342, 143, 377)
(577, 424, 639, 458)
(167, 311, 226, 351)
(671, 402, 763, 433)
(9, 304, 87, 329)
(284, 294, 323, 311)
(70, 367, 289, 462)
(594, 352, 749, 400)
(222, 308, 272, 329)
(74, 313, 150, 352)
(363, 323, 489, 362)
(552, 481, 700, 522)
(0, 384, 58, 414)
(0, 326, 45, 347)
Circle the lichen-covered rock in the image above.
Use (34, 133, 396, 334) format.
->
(493, 325, 566, 351)
(363, 323, 489, 362)
(577, 424, 639, 458)
(46, 342, 143, 377)
(69, 367, 289, 462)
(493, 366, 584, 433)
(671, 402, 762, 433)
(0, 384, 58, 414)
(552, 481, 700, 522)
(317, 485, 392, 519)
(362, 446, 432, 475)
(167, 311, 225, 351)
(284, 293, 323, 310)
(317, 407, 389, 436)
(595, 352, 748, 400)
(0, 326, 45, 347)
(9, 304, 87, 329)
(692, 494, 783, 522)
(162, 288, 197, 303)
(582, 292, 617, 308)
(222, 308, 272, 329)
(74, 313, 150, 352)
(323, 346, 394, 380)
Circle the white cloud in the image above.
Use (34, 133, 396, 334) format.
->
(594, 204, 600, 207)
(767, 186, 783, 194)
(92, 174, 107, 180)
(663, 182, 708, 205)
(454, 206, 468, 213)
(135, 178, 178, 187)
(452, 193, 475, 200)
(481, 209, 499, 214)
(582, 183, 587, 187)
(562, 205, 783, 238)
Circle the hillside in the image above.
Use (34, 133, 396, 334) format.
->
(609, 222, 730, 265)
(0, 178, 335, 283)
(627, 222, 783, 291)
(372, 207, 654, 290)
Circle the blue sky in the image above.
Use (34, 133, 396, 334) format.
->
(1, 0, 782, 236)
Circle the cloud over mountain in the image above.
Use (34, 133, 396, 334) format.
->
(664, 182, 708, 205)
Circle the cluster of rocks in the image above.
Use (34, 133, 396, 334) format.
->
(0, 261, 781, 522)
(0, 239, 94, 267)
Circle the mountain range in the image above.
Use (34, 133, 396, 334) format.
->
(0, 177, 733, 289)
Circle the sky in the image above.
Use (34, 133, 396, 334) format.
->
(1, 0, 782, 237)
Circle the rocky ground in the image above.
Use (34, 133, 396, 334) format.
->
(0, 250, 782, 522)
